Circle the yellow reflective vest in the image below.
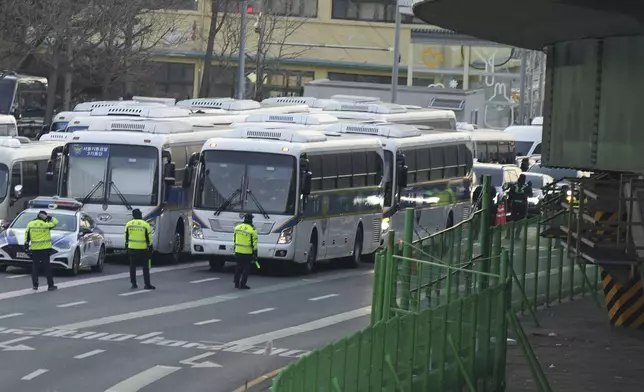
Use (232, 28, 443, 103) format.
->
(25, 217, 59, 250)
(125, 219, 152, 250)
(234, 223, 258, 255)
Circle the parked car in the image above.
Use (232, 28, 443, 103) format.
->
(473, 163, 523, 205)
(522, 172, 555, 216)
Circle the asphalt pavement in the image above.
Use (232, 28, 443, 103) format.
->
(0, 258, 374, 392)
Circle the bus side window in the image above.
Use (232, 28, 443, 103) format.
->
(444, 146, 458, 178)
(321, 155, 338, 190)
(365, 151, 381, 186)
(477, 143, 487, 162)
(430, 147, 444, 180)
(532, 143, 541, 155)
(11, 163, 20, 197)
(352, 152, 367, 187)
(416, 148, 430, 183)
(404, 149, 417, 183)
(487, 143, 499, 163)
(457, 144, 468, 176)
(309, 155, 322, 191)
(337, 153, 352, 188)
(38, 160, 57, 196)
(22, 162, 39, 197)
(170, 146, 187, 186)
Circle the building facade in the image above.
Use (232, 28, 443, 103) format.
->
(149, 0, 518, 99)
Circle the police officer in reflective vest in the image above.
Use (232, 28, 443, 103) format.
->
(233, 213, 258, 290)
(125, 209, 155, 290)
(25, 211, 59, 291)
(508, 174, 533, 234)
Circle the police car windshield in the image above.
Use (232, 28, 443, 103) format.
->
(196, 150, 297, 215)
(10, 212, 77, 232)
(515, 141, 533, 156)
(0, 163, 8, 202)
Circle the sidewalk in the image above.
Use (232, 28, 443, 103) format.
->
(506, 297, 644, 392)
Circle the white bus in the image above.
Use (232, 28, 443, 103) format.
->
(0, 138, 65, 233)
(323, 123, 474, 241)
(176, 98, 311, 115)
(45, 119, 237, 261)
(466, 129, 516, 164)
(189, 127, 385, 273)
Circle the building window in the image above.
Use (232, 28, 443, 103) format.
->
(148, 62, 195, 99)
(262, 69, 314, 99)
(265, 0, 318, 17)
(331, 0, 418, 23)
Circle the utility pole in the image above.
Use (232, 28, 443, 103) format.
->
(236, 0, 248, 99)
(390, 0, 401, 103)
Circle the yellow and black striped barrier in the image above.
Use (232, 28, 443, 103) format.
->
(600, 266, 644, 329)
(588, 211, 620, 243)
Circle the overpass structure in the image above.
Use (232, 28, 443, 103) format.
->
(412, 0, 644, 330)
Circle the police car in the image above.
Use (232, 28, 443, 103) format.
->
(0, 197, 106, 275)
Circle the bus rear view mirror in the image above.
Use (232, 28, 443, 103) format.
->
(182, 165, 193, 189)
(12, 184, 22, 199)
(397, 166, 408, 188)
(164, 162, 176, 185)
(301, 171, 312, 196)
(45, 160, 55, 181)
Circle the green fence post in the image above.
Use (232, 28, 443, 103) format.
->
(445, 227, 456, 305)
(371, 252, 383, 325)
(401, 208, 414, 311)
(383, 231, 396, 320)
(520, 218, 529, 313)
(493, 249, 510, 388)
(545, 237, 553, 306)
(480, 175, 492, 289)
(533, 218, 541, 307)
(569, 250, 576, 300)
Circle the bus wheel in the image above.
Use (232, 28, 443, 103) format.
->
(209, 257, 225, 271)
(347, 227, 363, 268)
(170, 229, 184, 264)
(299, 235, 317, 274)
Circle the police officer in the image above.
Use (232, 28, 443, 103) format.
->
(233, 213, 258, 290)
(520, 158, 530, 172)
(25, 211, 59, 291)
(125, 209, 155, 290)
(508, 174, 533, 236)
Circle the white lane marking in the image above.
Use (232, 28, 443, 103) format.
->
(54, 270, 373, 330)
(135, 332, 164, 340)
(194, 319, 221, 326)
(0, 261, 206, 301)
(119, 290, 152, 297)
(6, 274, 27, 279)
(0, 313, 23, 320)
(308, 294, 339, 301)
(57, 301, 88, 308)
(74, 349, 105, 359)
(0, 336, 35, 351)
(179, 352, 222, 368)
(190, 277, 220, 284)
(21, 369, 48, 380)
(228, 306, 372, 347)
(104, 365, 181, 392)
(248, 308, 275, 315)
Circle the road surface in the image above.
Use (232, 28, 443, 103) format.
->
(0, 259, 373, 391)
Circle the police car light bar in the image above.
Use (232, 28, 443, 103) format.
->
(28, 197, 83, 211)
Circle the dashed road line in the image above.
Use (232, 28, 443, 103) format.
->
(228, 306, 372, 347)
(104, 365, 181, 392)
(57, 301, 88, 308)
(119, 290, 153, 297)
(194, 319, 221, 326)
(309, 294, 339, 301)
(22, 369, 48, 381)
(6, 274, 27, 279)
(74, 349, 105, 359)
(249, 308, 275, 315)
(0, 313, 23, 320)
(0, 261, 206, 301)
(190, 277, 220, 284)
(53, 269, 372, 330)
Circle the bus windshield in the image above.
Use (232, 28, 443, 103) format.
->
(196, 150, 297, 215)
(0, 164, 8, 202)
(0, 78, 16, 114)
(64, 144, 159, 206)
(52, 121, 69, 132)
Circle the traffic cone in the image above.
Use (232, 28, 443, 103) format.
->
(496, 203, 507, 225)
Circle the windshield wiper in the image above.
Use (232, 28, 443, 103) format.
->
(214, 188, 242, 216)
(108, 181, 132, 210)
(81, 180, 104, 204)
(246, 189, 270, 219)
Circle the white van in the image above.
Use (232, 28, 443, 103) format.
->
(504, 124, 542, 157)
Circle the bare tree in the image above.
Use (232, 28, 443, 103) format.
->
(86, 0, 190, 100)
(250, 1, 309, 100)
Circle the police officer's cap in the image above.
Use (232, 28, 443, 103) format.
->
(132, 209, 143, 219)
(38, 210, 48, 218)
(243, 212, 254, 222)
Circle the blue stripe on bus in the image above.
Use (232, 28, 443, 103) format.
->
(192, 212, 208, 229)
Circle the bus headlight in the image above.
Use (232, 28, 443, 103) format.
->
(381, 218, 390, 233)
(192, 222, 203, 239)
(278, 227, 293, 244)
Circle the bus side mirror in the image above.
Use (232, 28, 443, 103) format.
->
(46, 146, 63, 181)
(188, 152, 200, 166)
(164, 162, 176, 185)
(11, 184, 22, 199)
(397, 166, 408, 188)
(46, 160, 55, 181)
(182, 165, 193, 189)
(301, 171, 312, 196)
